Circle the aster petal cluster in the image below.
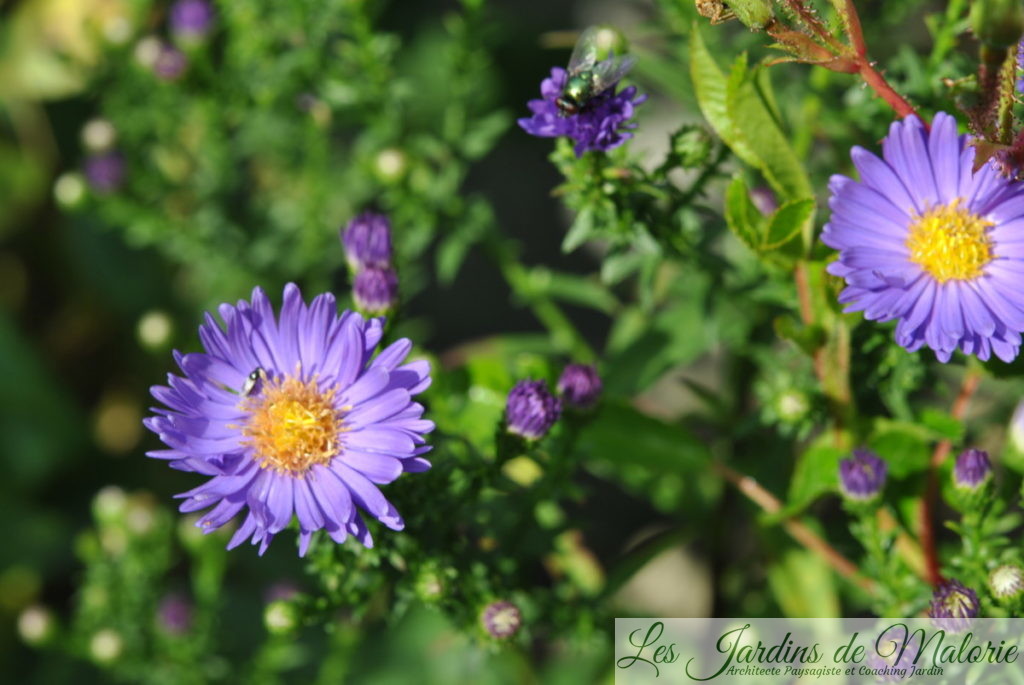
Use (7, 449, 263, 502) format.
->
(928, 579, 980, 632)
(342, 212, 399, 314)
(823, 112, 1024, 363)
(145, 284, 433, 556)
(505, 379, 561, 440)
(518, 67, 646, 157)
(838, 449, 887, 501)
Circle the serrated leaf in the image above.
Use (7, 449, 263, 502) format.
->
(764, 198, 815, 250)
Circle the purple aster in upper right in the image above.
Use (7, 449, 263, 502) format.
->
(823, 112, 1024, 363)
(518, 67, 645, 157)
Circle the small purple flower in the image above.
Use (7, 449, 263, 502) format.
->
(154, 44, 188, 80)
(481, 600, 521, 639)
(839, 449, 887, 501)
(84, 152, 125, 193)
(866, 634, 920, 682)
(505, 380, 561, 440)
(170, 0, 215, 40)
(157, 593, 192, 635)
(1018, 41, 1024, 94)
(929, 579, 979, 632)
(557, 363, 602, 409)
(342, 212, 393, 270)
(353, 267, 399, 315)
(823, 112, 1024, 363)
(518, 67, 646, 157)
(749, 186, 779, 216)
(144, 284, 434, 556)
(953, 448, 992, 490)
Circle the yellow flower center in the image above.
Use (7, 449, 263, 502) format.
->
(906, 200, 994, 282)
(240, 374, 345, 475)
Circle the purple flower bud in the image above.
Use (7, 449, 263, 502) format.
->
(84, 152, 125, 193)
(749, 186, 778, 215)
(154, 45, 187, 81)
(342, 212, 393, 270)
(480, 600, 521, 639)
(170, 0, 215, 40)
(557, 363, 602, 409)
(157, 593, 192, 635)
(953, 448, 992, 490)
(353, 267, 398, 314)
(505, 380, 561, 440)
(928, 579, 979, 633)
(838, 449, 887, 501)
(990, 565, 1024, 602)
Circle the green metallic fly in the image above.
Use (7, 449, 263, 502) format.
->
(556, 26, 636, 117)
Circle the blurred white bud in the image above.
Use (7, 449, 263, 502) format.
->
(82, 119, 117, 152)
(374, 148, 407, 183)
(93, 486, 127, 523)
(53, 173, 87, 209)
(137, 311, 174, 350)
(18, 605, 55, 645)
(134, 36, 162, 68)
(89, 629, 123, 663)
(264, 601, 299, 635)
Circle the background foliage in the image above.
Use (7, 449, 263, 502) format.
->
(2, 0, 1023, 682)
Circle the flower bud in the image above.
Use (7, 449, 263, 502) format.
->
(81, 119, 117, 152)
(157, 593, 193, 635)
(480, 600, 522, 639)
(557, 363, 602, 409)
(137, 310, 174, 351)
(89, 629, 123, 663)
(170, 0, 215, 41)
(264, 600, 299, 635)
(154, 45, 188, 81)
(353, 267, 399, 315)
(989, 564, 1024, 603)
(505, 380, 561, 440)
(670, 126, 713, 169)
(17, 605, 55, 646)
(374, 148, 408, 183)
(838, 449, 887, 502)
(84, 152, 125, 194)
(953, 448, 992, 491)
(53, 173, 87, 209)
(928, 579, 979, 633)
(342, 212, 393, 270)
(971, 0, 1024, 49)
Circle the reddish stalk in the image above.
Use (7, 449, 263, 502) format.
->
(918, 369, 982, 587)
(713, 462, 877, 594)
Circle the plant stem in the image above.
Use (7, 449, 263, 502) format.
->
(919, 368, 982, 587)
(712, 462, 877, 594)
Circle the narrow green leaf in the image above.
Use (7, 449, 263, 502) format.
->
(724, 175, 764, 250)
(562, 206, 595, 253)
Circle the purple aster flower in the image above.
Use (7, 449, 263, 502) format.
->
(823, 112, 1024, 363)
(144, 284, 434, 556)
(170, 0, 215, 40)
(518, 67, 646, 157)
(505, 380, 561, 440)
(838, 449, 887, 501)
(928, 579, 979, 632)
(557, 363, 602, 409)
(157, 593, 192, 635)
(866, 633, 920, 682)
(953, 448, 992, 490)
(342, 212, 393, 270)
(154, 44, 187, 80)
(84, 152, 125, 193)
(480, 600, 522, 639)
(353, 267, 399, 315)
(1018, 40, 1024, 94)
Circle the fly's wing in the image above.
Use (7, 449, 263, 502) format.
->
(590, 54, 636, 94)
(567, 26, 602, 74)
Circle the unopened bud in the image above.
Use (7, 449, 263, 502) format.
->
(971, 0, 1024, 49)
(18, 606, 55, 646)
(730, 0, 774, 31)
(264, 600, 299, 635)
(89, 629, 123, 663)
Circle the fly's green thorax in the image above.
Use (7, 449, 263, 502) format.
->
(563, 72, 594, 104)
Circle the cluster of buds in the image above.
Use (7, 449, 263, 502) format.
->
(504, 363, 603, 441)
(341, 212, 399, 315)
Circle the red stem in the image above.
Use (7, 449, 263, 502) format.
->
(919, 370, 981, 587)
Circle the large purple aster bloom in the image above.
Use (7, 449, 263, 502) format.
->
(518, 67, 645, 157)
(145, 284, 433, 556)
(823, 112, 1024, 362)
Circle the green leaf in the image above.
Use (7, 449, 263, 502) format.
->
(786, 443, 846, 513)
(867, 419, 932, 478)
(919, 409, 965, 442)
(767, 548, 841, 618)
(724, 175, 765, 250)
(527, 268, 619, 314)
(562, 205, 595, 253)
(764, 198, 815, 250)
